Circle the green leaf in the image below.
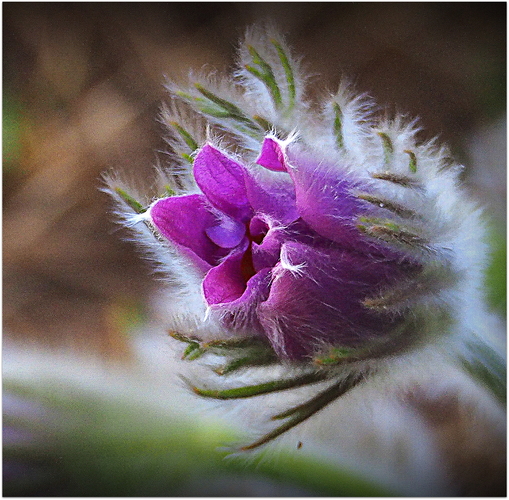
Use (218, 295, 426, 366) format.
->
(242, 373, 363, 451)
(189, 371, 328, 400)
(252, 114, 274, 133)
(371, 171, 421, 188)
(246, 45, 282, 108)
(177, 85, 262, 139)
(169, 121, 199, 152)
(114, 188, 145, 213)
(271, 38, 296, 110)
(485, 225, 506, 315)
(213, 344, 277, 375)
(357, 193, 416, 219)
(460, 340, 506, 404)
(377, 132, 394, 165)
(333, 102, 344, 150)
(404, 149, 418, 173)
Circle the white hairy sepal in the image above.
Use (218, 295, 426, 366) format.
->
(316, 81, 377, 160)
(158, 100, 206, 181)
(303, 111, 490, 345)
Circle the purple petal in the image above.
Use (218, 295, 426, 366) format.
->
(249, 216, 270, 242)
(256, 137, 287, 172)
(149, 194, 223, 272)
(194, 144, 252, 221)
(244, 173, 299, 225)
(258, 241, 413, 359)
(203, 243, 271, 308)
(205, 215, 246, 249)
(203, 249, 247, 305)
(206, 265, 272, 335)
(208, 266, 272, 309)
(250, 219, 282, 272)
(285, 147, 373, 250)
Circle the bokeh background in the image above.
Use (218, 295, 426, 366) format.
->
(3, 3, 506, 495)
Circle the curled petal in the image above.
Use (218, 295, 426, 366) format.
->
(204, 245, 271, 308)
(250, 222, 282, 272)
(249, 216, 270, 242)
(203, 249, 248, 305)
(205, 215, 246, 249)
(256, 137, 287, 172)
(149, 194, 223, 272)
(194, 144, 252, 221)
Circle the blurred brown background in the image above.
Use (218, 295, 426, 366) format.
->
(3, 3, 506, 359)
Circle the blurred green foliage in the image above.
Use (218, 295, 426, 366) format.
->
(3, 92, 22, 169)
(4, 381, 391, 497)
(485, 224, 507, 316)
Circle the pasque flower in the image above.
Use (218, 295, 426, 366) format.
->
(106, 25, 504, 453)
(148, 136, 421, 360)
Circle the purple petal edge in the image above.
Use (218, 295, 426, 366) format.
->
(149, 194, 222, 271)
(256, 137, 287, 172)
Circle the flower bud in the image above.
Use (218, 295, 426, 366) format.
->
(149, 137, 425, 361)
(105, 25, 504, 454)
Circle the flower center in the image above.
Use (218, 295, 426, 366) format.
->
(248, 217, 269, 245)
(240, 217, 270, 283)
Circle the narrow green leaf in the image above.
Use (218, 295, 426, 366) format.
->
(181, 153, 194, 164)
(164, 186, 176, 197)
(189, 371, 328, 400)
(252, 115, 274, 133)
(357, 217, 426, 248)
(183, 343, 206, 361)
(485, 225, 506, 315)
(371, 171, 421, 188)
(461, 340, 506, 404)
(204, 336, 268, 350)
(175, 86, 263, 139)
(358, 216, 401, 232)
(194, 84, 245, 116)
(246, 45, 282, 107)
(404, 150, 417, 173)
(332, 102, 344, 150)
(271, 39, 296, 109)
(169, 121, 198, 152)
(357, 193, 416, 219)
(377, 132, 394, 166)
(175, 90, 230, 118)
(214, 353, 274, 375)
(313, 346, 358, 366)
(169, 331, 194, 343)
(241, 373, 363, 450)
(114, 188, 145, 213)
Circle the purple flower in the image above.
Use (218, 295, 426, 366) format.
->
(149, 137, 420, 360)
